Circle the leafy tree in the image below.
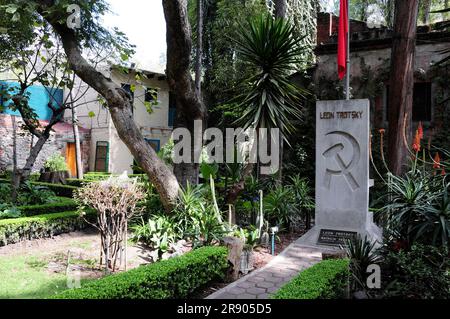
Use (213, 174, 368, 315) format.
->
(0, 17, 97, 198)
(0, 0, 180, 212)
(163, 0, 208, 187)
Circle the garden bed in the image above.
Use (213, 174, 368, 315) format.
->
(0, 229, 176, 299)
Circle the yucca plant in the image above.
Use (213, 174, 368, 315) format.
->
(175, 182, 207, 235)
(233, 14, 307, 138)
(289, 175, 314, 229)
(264, 186, 296, 229)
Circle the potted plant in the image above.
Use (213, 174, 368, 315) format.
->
(39, 154, 70, 184)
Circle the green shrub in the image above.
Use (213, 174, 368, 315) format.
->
(272, 259, 350, 299)
(131, 216, 178, 260)
(0, 180, 58, 206)
(44, 154, 68, 172)
(30, 182, 78, 198)
(18, 198, 77, 217)
(0, 206, 22, 219)
(0, 211, 94, 247)
(66, 178, 86, 187)
(382, 244, 450, 299)
(345, 235, 382, 291)
(18, 181, 58, 205)
(379, 170, 450, 247)
(53, 246, 229, 299)
(264, 186, 297, 229)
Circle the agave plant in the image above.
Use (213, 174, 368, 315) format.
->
(345, 235, 382, 291)
(414, 182, 450, 246)
(380, 171, 436, 244)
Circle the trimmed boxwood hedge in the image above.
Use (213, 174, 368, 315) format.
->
(272, 258, 350, 299)
(0, 211, 94, 247)
(30, 182, 78, 198)
(0, 179, 77, 198)
(53, 246, 229, 299)
(18, 198, 78, 217)
(66, 178, 87, 187)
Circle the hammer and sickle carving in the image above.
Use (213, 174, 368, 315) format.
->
(323, 131, 361, 191)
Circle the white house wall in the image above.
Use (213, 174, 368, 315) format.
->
(65, 68, 174, 174)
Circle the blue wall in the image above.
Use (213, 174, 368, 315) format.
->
(0, 81, 63, 121)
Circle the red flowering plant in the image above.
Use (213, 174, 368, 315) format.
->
(371, 120, 450, 249)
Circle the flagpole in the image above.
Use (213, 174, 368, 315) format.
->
(345, 0, 350, 100)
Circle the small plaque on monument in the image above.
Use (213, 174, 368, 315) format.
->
(318, 229, 357, 246)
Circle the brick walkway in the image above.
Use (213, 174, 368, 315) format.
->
(206, 241, 327, 299)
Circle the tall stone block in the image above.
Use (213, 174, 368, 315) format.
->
(297, 99, 381, 249)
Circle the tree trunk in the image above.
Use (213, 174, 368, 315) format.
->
(21, 132, 51, 179)
(387, 0, 419, 176)
(35, 3, 180, 213)
(71, 100, 84, 179)
(273, 0, 286, 184)
(278, 133, 284, 185)
(274, 0, 288, 18)
(195, 0, 203, 96)
(11, 115, 19, 203)
(162, 0, 207, 187)
(421, 0, 432, 25)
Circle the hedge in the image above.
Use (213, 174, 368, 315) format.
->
(30, 182, 78, 198)
(0, 211, 94, 247)
(66, 178, 87, 187)
(272, 258, 350, 299)
(0, 179, 77, 198)
(53, 246, 229, 299)
(18, 198, 78, 217)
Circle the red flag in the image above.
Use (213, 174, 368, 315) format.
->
(338, 0, 348, 80)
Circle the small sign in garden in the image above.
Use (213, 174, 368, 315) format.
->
(298, 99, 381, 248)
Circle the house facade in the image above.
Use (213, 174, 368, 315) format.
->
(312, 12, 450, 140)
(66, 66, 175, 174)
(0, 66, 175, 176)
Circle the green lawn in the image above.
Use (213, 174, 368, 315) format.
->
(0, 255, 91, 299)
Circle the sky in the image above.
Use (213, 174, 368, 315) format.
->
(100, 0, 386, 73)
(103, 0, 167, 73)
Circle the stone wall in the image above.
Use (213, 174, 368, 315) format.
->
(0, 114, 90, 175)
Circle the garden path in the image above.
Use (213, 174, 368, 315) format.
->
(206, 240, 333, 299)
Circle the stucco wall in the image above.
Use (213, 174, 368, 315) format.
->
(66, 68, 174, 174)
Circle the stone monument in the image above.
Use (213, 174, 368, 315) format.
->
(298, 99, 382, 248)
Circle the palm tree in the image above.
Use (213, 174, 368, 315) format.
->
(233, 14, 308, 181)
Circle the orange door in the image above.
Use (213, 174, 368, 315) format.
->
(66, 143, 77, 177)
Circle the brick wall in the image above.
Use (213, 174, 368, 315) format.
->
(0, 114, 90, 175)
